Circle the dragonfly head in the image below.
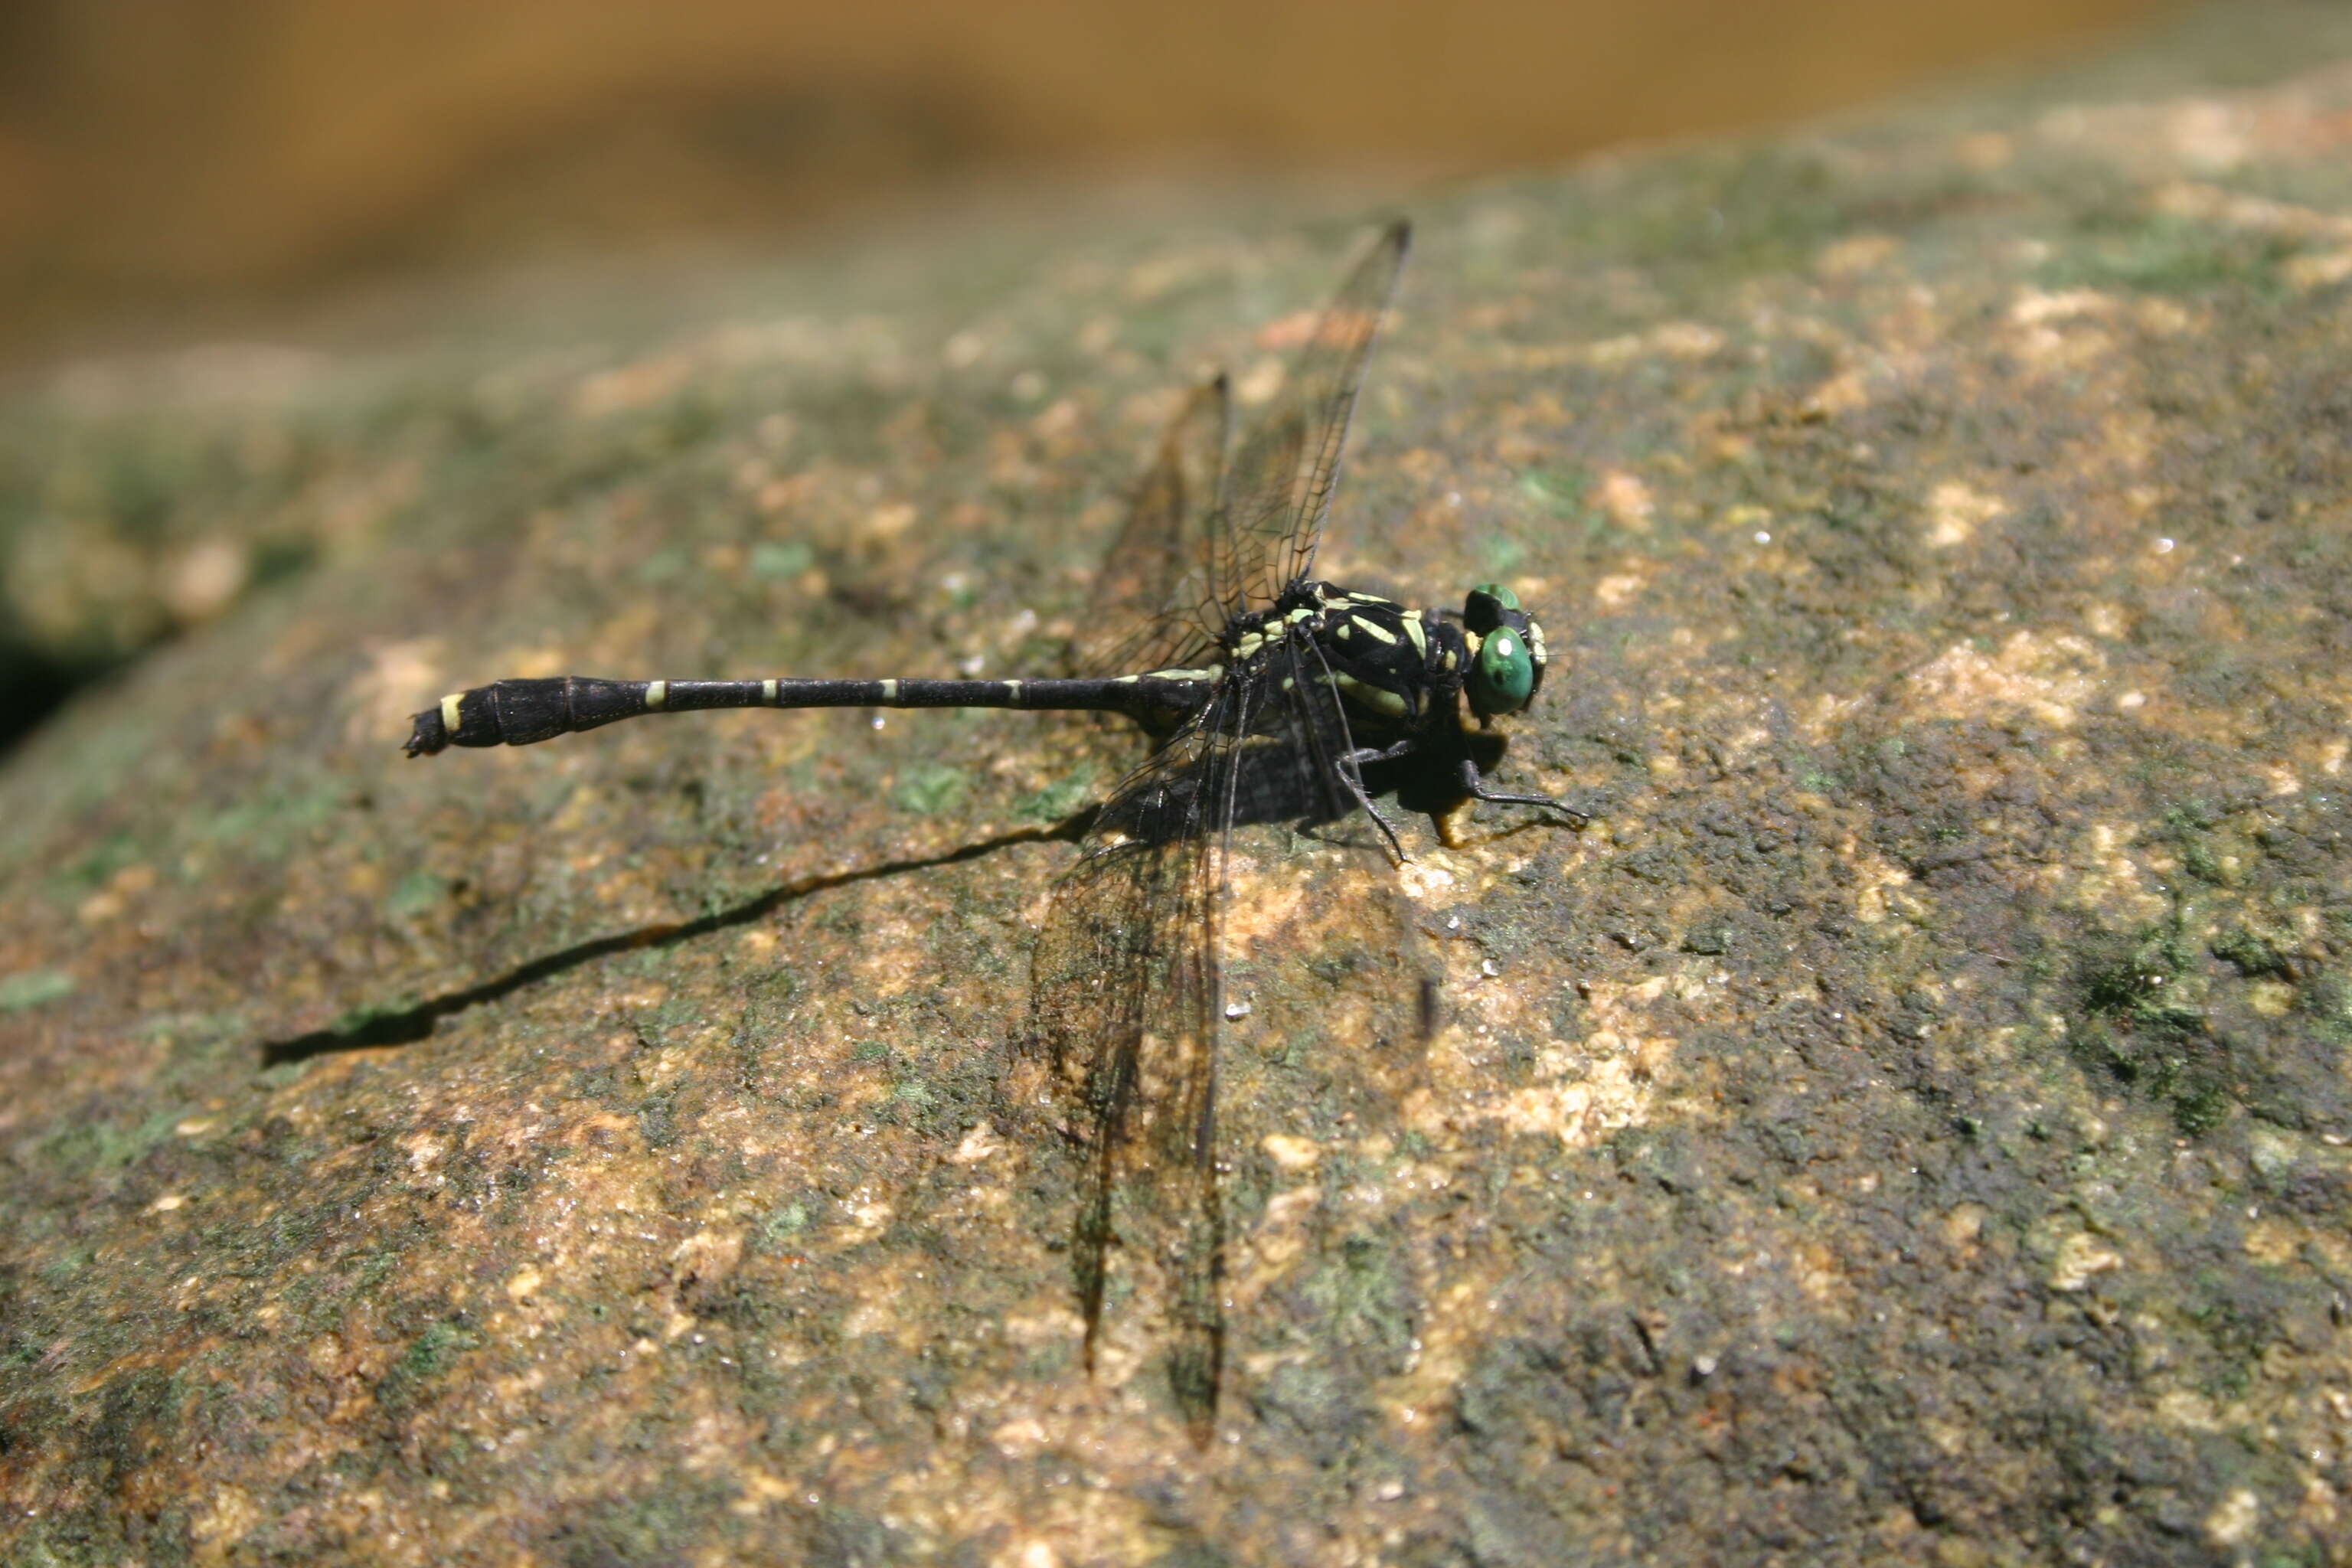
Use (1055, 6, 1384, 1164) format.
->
(1461, 583, 1547, 720)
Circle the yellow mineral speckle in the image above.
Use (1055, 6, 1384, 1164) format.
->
(1851, 854, 1915, 926)
(191, 1484, 263, 1554)
(1925, 481, 2006, 549)
(1592, 570, 1649, 610)
(1394, 858, 1458, 903)
(1650, 321, 1725, 358)
(572, 351, 692, 417)
(2204, 1487, 2260, 1548)
(2159, 1388, 2222, 1431)
(1594, 469, 1655, 531)
(2243, 1217, 2301, 1265)
(942, 328, 988, 368)
(728, 1469, 797, 1517)
(2060, 822, 2166, 923)
(952, 1123, 1002, 1164)
(670, 1228, 745, 1292)
(1804, 367, 1872, 416)
(991, 1417, 1052, 1457)
(1815, 232, 1900, 278)
(2049, 1232, 2122, 1292)
(2299, 1473, 2341, 1534)
(2286, 248, 2352, 289)
(2158, 179, 2352, 247)
(1581, 321, 1724, 365)
(1718, 724, 1772, 764)
(1029, 397, 1081, 441)
(1794, 1240, 1844, 1300)
(1262, 1134, 1320, 1171)
(867, 501, 917, 541)
(1220, 867, 1307, 948)
(1234, 356, 1285, 406)
(506, 1266, 544, 1302)
(1955, 131, 2013, 170)
(2008, 286, 2114, 327)
(1259, 1184, 1321, 1235)
(2248, 980, 2297, 1018)
(1906, 630, 2102, 727)
(1471, 977, 1668, 1148)
(165, 537, 250, 622)
(2005, 287, 2118, 371)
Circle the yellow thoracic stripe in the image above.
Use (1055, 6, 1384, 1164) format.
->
(1331, 669, 1408, 717)
(645, 680, 668, 711)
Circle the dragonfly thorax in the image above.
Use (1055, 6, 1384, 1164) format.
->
(1210, 578, 1550, 739)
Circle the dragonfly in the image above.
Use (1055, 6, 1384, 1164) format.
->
(403, 220, 1584, 1436)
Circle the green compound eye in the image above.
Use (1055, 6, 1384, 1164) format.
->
(1469, 626, 1536, 716)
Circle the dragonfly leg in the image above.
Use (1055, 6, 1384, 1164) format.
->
(1460, 756, 1590, 825)
(1347, 739, 1419, 767)
(1337, 747, 1410, 862)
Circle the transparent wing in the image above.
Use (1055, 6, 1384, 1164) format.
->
(1022, 633, 1373, 1436)
(1079, 222, 1410, 680)
(1021, 224, 1414, 1436)
(1071, 375, 1230, 681)
(1210, 220, 1410, 621)
(1027, 695, 1233, 1437)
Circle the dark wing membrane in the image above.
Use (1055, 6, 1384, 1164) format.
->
(1071, 375, 1230, 680)
(1026, 696, 1231, 1437)
(1211, 220, 1410, 619)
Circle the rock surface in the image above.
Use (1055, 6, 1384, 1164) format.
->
(8, 6, 2352, 1563)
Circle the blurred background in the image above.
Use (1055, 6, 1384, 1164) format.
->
(0, 0, 2179, 361)
(0, 0, 2184, 753)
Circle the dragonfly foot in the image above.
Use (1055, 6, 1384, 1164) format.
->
(1460, 758, 1589, 825)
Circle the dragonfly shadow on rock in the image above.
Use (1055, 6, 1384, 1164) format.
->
(258, 813, 1094, 1066)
